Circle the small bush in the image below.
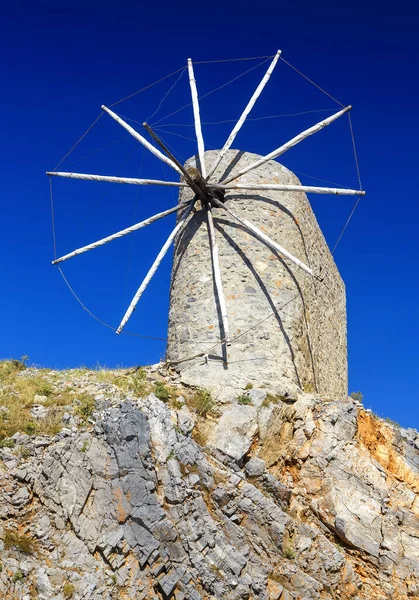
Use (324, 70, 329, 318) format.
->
(261, 393, 284, 408)
(25, 421, 37, 435)
(237, 394, 251, 405)
(4, 529, 36, 554)
(0, 438, 15, 448)
(12, 570, 24, 583)
(190, 388, 214, 417)
(283, 546, 295, 559)
(74, 394, 95, 421)
(0, 359, 26, 383)
(244, 382, 253, 390)
(350, 391, 363, 403)
(63, 582, 75, 598)
(80, 440, 89, 453)
(153, 381, 171, 402)
(35, 381, 53, 397)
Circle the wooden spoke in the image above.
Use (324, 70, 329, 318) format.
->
(206, 50, 282, 181)
(209, 196, 315, 277)
(220, 106, 351, 185)
(142, 123, 207, 201)
(206, 206, 231, 346)
(47, 171, 188, 187)
(116, 202, 195, 334)
(212, 183, 365, 196)
(52, 200, 193, 265)
(187, 59, 206, 178)
(101, 105, 183, 176)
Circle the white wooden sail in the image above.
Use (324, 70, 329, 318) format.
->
(206, 206, 231, 345)
(209, 196, 314, 277)
(52, 201, 192, 265)
(213, 183, 365, 195)
(221, 106, 351, 185)
(116, 202, 195, 334)
(47, 171, 188, 187)
(187, 59, 206, 178)
(206, 50, 282, 181)
(101, 105, 183, 176)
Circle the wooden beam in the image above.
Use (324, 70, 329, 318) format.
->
(187, 59, 206, 178)
(210, 196, 315, 277)
(47, 171, 188, 187)
(213, 183, 365, 196)
(206, 50, 282, 181)
(142, 123, 207, 201)
(206, 206, 231, 346)
(116, 202, 195, 334)
(101, 105, 183, 176)
(51, 200, 193, 265)
(220, 106, 351, 185)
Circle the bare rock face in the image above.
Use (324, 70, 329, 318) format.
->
(166, 149, 347, 401)
(1, 367, 418, 599)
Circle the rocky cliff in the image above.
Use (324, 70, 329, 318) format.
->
(0, 362, 418, 599)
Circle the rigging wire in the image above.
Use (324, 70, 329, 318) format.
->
(194, 55, 275, 64)
(159, 108, 339, 128)
(146, 68, 187, 123)
(280, 56, 345, 108)
(331, 112, 363, 254)
(109, 66, 186, 108)
(151, 57, 272, 127)
(52, 113, 103, 172)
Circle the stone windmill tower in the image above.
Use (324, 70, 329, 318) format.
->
(47, 51, 364, 400)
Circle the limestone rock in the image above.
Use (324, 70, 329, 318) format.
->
(0, 366, 418, 600)
(206, 404, 258, 463)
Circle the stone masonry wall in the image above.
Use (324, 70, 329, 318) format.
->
(166, 150, 347, 400)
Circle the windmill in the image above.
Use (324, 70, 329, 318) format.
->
(47, 51, 364, 399)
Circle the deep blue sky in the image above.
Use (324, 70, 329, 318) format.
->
(1, 1, 418, 427)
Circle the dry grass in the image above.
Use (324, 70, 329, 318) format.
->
(187, 388, 215, 417)
(0, 360, 95, 441)
(63, 583, 75, 598)
(192, 424, 209, 447)
(4, 529, 36, 554)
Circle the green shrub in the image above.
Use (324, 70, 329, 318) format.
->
(35, 381, 53, 397)
(153, 381, 171, 402)
(350, 391, 363, 403)
(244, 382, 253, 390)
(237, 394, 251, 405)
(0, 438, 15, 448)
(74, 394, 95, 421)
(25, 421, 37, 435)
(190, 388, 214, 417)
(12, 570, 24, 582)
(283, 546, 295, 559)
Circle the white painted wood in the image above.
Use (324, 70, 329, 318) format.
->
(116, 202, 195, 334)
(52, 201, 193, 265)
(206, 206, 231, 345)
(206, 50, 282, 181)
(47, 171, 188, 187)
(187, 59, 206, 178)
(221, 106, 352, 185)
(209, 196, 314, 277)
(101, 105, 183, 176)
(213, 183, 365, 196)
